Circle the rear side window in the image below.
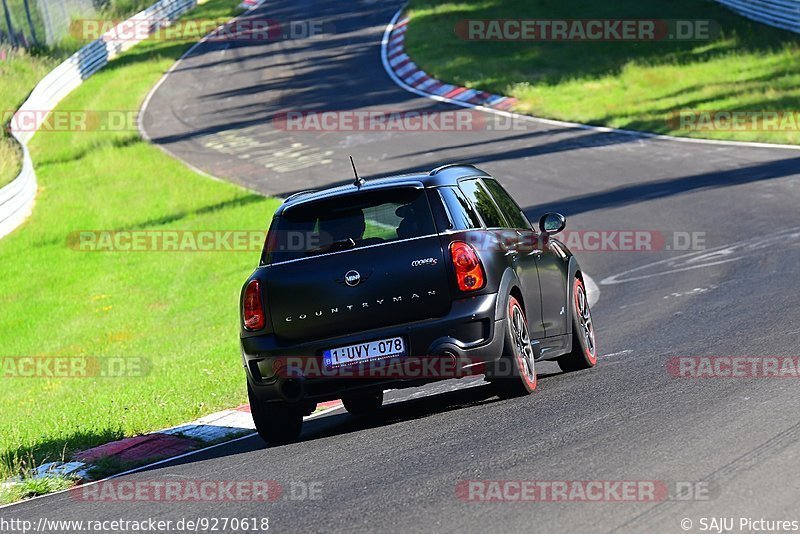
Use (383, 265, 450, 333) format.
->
(263, 187, 436, 264)
(483, 179, 530, 230)
(458, 178, 507, 228)
(436, 186, 481, 230)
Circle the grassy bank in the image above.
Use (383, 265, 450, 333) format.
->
(404, 0, 800, 144)
(0, 0, 280, 498)
(0, 0, 173, 188)
(0, 49, 57, 188)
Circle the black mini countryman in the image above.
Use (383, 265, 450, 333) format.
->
(240, 164, 597, 443)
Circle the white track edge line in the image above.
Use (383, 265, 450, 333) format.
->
(0, 403, 343, 511)
(380, 4, 800, 152)
(137, 4, 267, 198)
(381, 7, 602, 308)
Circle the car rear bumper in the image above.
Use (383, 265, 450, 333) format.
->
(242, 293, 505, 403)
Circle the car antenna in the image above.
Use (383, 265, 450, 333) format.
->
(350, 155, 365, 188)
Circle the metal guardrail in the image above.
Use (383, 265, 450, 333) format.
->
(0, 0, 201, 239)
(716, 0, 800, 33)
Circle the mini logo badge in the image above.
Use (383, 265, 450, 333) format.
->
(344, 270, 361, 287)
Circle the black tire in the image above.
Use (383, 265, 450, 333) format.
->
(557, 277, 598, 373)
(342, 391, 384, 415)
(248, 384, 303, 444)
(489, 295, 538, 399)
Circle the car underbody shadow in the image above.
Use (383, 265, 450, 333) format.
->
(129, 375, 553, 476)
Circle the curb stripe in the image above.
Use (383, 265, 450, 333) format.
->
(383, 12, 516, 113)
(395, 62, 417, 76)
(412, 75, 432, 87)
(443, 87, 467, 99)
(416, 78, 438, 91)
(380, 6, 800, 152)
(161, 410, 255, 441)
(76, 434, 198, 464)
(389, 53, 409, 67)
(453, 89, 478, 101)
(405, 71, 427, 84)
(15, 400, 345, 486)
(425, 81, 443, 93)
(485, 94, 504, 106)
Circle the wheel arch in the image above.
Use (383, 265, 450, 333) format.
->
(565, 257, 583, 344)
(509, 285, 525, 315)
(494, 267, 523, 321)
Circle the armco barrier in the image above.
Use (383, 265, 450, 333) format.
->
(716, 0, 800, 33)
(0, 0, 204, 239)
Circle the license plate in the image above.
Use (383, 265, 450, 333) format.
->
(323, 337, 406, 369)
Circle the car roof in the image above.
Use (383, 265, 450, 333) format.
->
(278, 164, 491, 215)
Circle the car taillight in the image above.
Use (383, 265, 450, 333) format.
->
(243, 279, 266, 330)
(450, 241, 485, 292)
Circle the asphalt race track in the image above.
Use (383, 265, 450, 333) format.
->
(7, 1, 800, 532)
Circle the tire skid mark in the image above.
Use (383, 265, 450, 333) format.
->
(199, 128, 334, 173)
(601, 225, 800, 285)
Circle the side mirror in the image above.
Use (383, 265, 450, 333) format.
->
(538, 212, 566, 235)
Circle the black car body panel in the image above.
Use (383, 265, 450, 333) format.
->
(262, 235, 452, 342)
(240, 164, 586, 405)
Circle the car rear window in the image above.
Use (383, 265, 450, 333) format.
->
(262, 187, 437, 264)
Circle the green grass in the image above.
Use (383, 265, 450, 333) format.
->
(0, 48, 58, 188)
(3, 0, 152, 48)
(0, 0, 280, 485)
(1, 475, 77, 504)
(0, 0, 175, 189)
(404, 0, 800, 144)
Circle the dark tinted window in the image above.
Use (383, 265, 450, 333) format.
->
(437, 187, 481, 230)
(458, 178, 507, 228)
(263, 187, 435, 264)
(483, 179, 530, 230)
